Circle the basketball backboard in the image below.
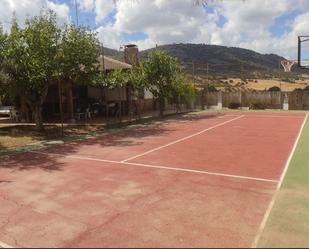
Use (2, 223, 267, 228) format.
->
(298, 36, 309, 69)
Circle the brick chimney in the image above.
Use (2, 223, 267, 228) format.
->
(124, 44, 139, 65)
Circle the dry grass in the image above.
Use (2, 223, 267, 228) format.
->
(246, 79, 308, 92)
(221, 78, 309, 92)
(0, 135, 42, 149)
(0, 124, 105, 150)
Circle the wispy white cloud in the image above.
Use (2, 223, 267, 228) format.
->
(1, 0, 309, 58)
(0, 0, 70, 30)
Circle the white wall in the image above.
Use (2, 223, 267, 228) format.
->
(144, 89, 154, 99)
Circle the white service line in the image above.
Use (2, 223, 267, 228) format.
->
(251, 113, 308, 248)
(31, 151, 120, 165)
(121, 115, 244, 163)
(31, 150, 278, 183)
(123, 161, 278, 183)
(0, 241, 13, 248)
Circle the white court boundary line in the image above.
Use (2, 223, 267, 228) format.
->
(251, 113, 308, 248)
(32, 151, 278, 184)
(121, 115, 244, 163)
(243, 114, 305, 118)
(2, 113, 305, 249)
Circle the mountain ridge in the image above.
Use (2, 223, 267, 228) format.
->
(103, 43, 286, 76)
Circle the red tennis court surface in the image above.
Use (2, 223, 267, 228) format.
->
(0, 111, 306, 248)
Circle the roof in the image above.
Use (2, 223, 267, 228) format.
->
(97, 55, 132, 71)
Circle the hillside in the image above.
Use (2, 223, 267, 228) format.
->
(103, 43, 287, 76)
(140, 44, 286, 76)
(102, 47, 124, 61)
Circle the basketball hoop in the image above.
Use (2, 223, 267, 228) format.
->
(281, 60, 296, 72)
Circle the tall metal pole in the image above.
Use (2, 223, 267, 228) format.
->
(74, 0, 79, 26)
(240, 61, 244, 79)
(56, 31, 64, 137)
(278, 60, 282, 108)
(206, 63, 209, 87)
(101, 42, 105, 72)
(278, 60, 282, 91)
(100, 42, 109, 126)
(298, 36, 301, 67)
(192, 60, 195, 85)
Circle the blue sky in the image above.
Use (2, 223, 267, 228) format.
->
(64, 0, 229, 44)
(1, 0, 309, 58)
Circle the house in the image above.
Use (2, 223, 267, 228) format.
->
(7, 44, 155, 123)
(41, 45, 154, 122)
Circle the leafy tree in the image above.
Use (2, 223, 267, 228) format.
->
(5, 12, 58, 130)
(0, 25, 9, 97)
(58, 24, 100, 120)
(143, 50, 184, 117)
(59, 25, 100, 85)
(126, 64, 148, 119)
(4, 11, 100, 130)
(268, 86, 281, 92)
(178, 80, 196, 110)
(102, 69, 128, 124)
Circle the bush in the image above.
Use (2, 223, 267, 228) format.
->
(250, 103, 266, 110)
(228, 102, 241, 109)
(229, 79, 234, 83)
(281, 78, 294, 83)
(268, 86, 281, 92)
(240, 77, 248, 83)
(293, 88, 303, 92)
(207, 85, 218, 92)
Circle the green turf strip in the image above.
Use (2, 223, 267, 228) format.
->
(258, 113, 309, 248)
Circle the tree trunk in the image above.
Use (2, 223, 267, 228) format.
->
(66, 81, 74, 122)
(106, 103, 109, 127)
(159, 96, 165, 118)
(26, 84, 49, 131)
(20, 96, 30, 122)
(118, 87, 122, 127)
(201, 89, 206, 110)
(137, 98, 141, 121)
(126, 84, 132, 121)
(33, 104, 44, 131)
(175, 95, 180, 113)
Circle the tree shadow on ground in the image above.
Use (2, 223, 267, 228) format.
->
(0, 152, 68, 171)
(37, 123, 176, 156)
(0, 122, 174, 172)
(0, 111, 222, 172)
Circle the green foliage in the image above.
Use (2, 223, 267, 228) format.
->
(0, 25, 9, 96)
(205, 84, 218, 92)
(250, 102, 266, 110)
(2, 10, 101, 129)
(128, 64, 147, 96)
(281, 77, 295, 83)
(104, 69, 129, 89)
(143, 50, 182, 99)
(5, 11, 58, 99)
(141, 50, 194, 116)
(228, 102, 241, 109)
(268, 86, 281, 92)
(59, 25, 100, 84)
(4, 11, 60, 129)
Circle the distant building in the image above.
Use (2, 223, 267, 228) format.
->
(41, 45, 154, 122)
